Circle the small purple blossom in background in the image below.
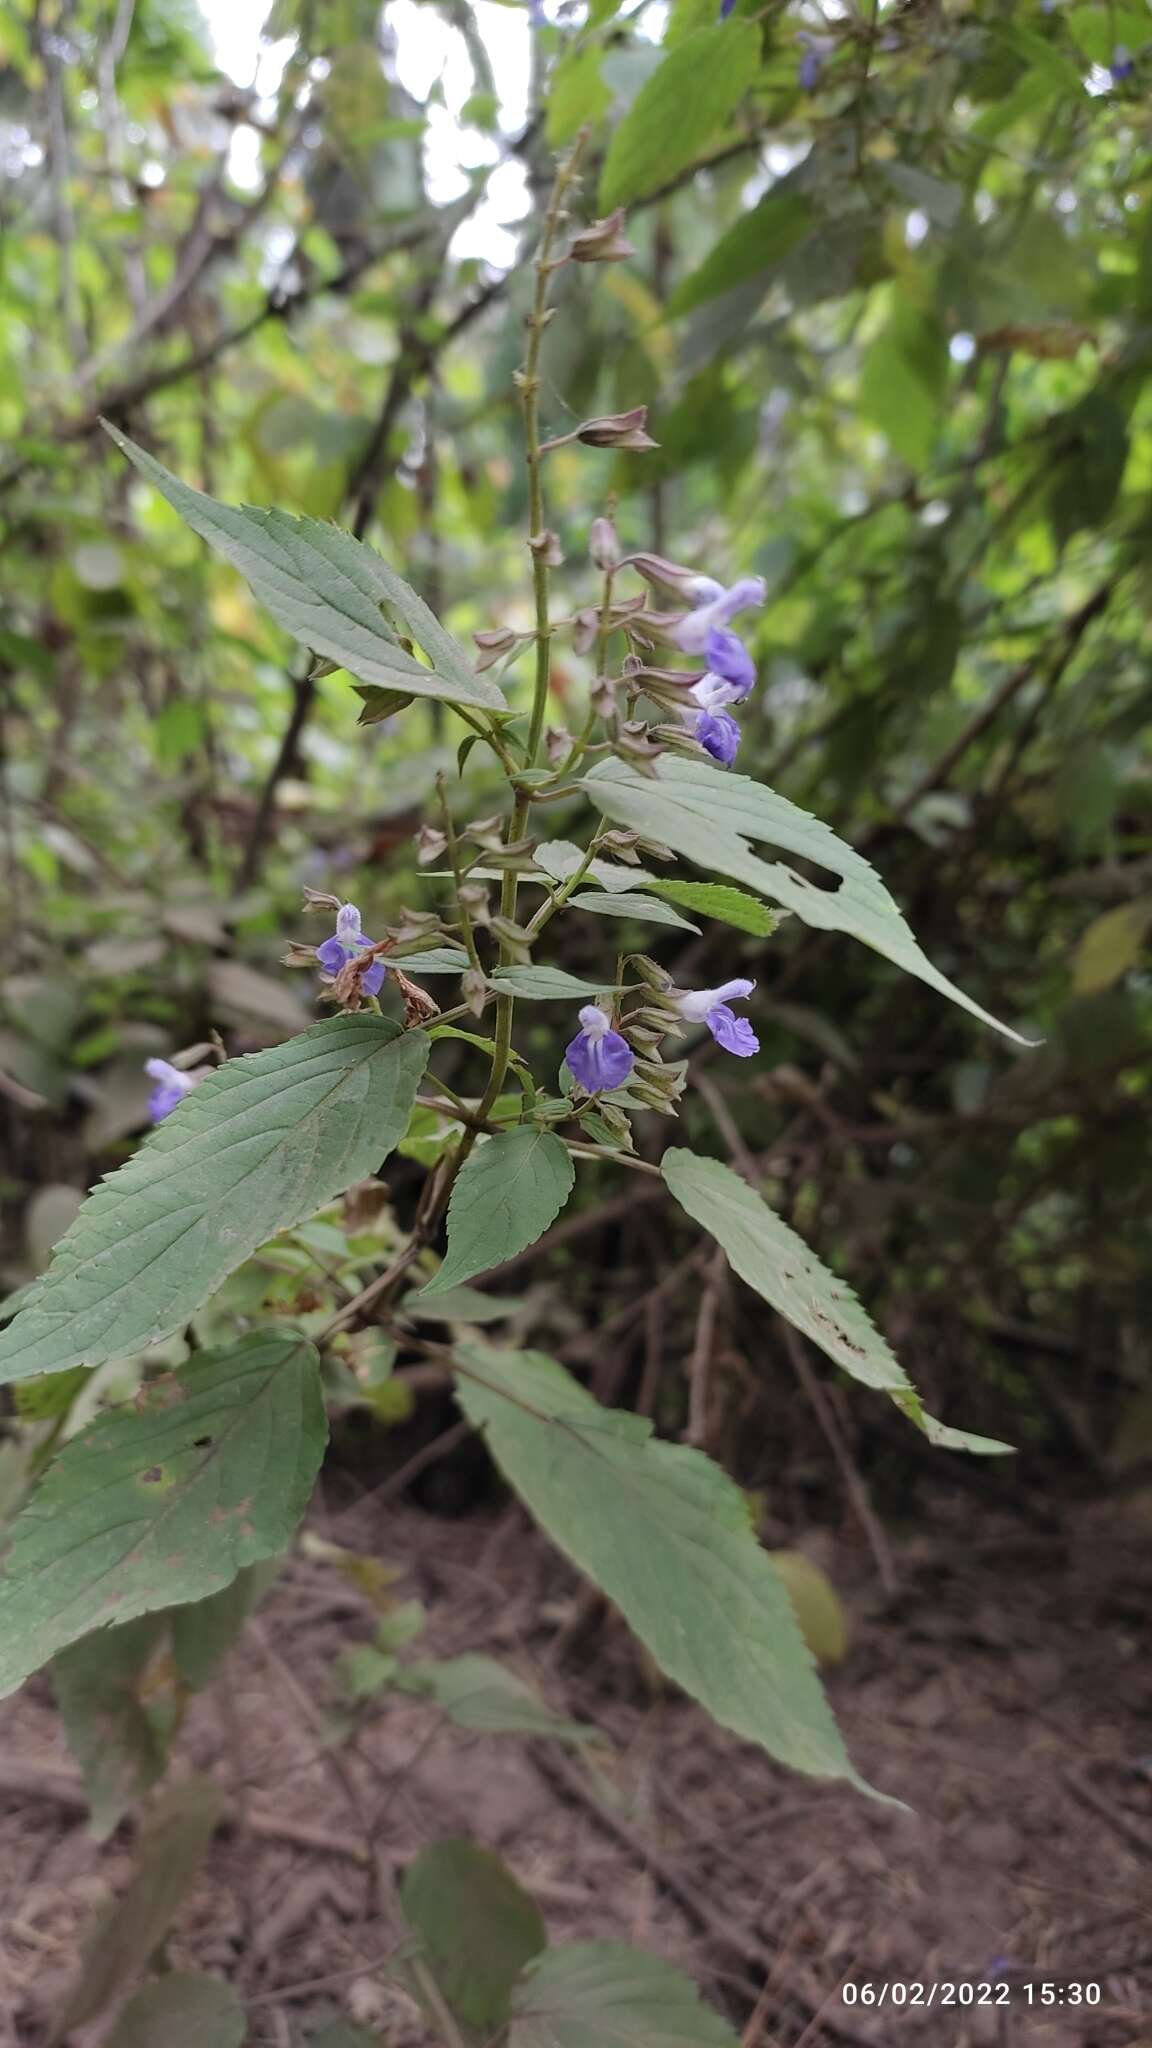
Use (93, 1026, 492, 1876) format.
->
(693, 707, 742, 765)
(316, 902, 387, 997)
(719, 0, 737, 15)
(797, 34, 825, 90)
(145, 1058, 197, 1122)
(674, 979, 760, 1057)
(674, 575, 765, 656)
(566, 1004, 635, 1093)
(1110, 43, 1135, 80)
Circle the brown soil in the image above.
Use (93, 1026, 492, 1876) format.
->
(1, 1484, 1149, 2048)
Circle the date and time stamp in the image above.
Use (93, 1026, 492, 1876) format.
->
(840, 1979, 1105, 2012)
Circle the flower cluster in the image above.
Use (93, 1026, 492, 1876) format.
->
(673, 575, 764, 766)
(564, 979, 759, 1097)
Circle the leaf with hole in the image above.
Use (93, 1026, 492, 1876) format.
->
(454, 1345, 873, 1789)
(416, 1129, 575, 1299)
(662, 1150, 1011, 1453)
(104, 424, 506, 711)
(0, 1015, 428, 1383)
(0, 1332, 325, 1696)
(583, 757, 1031, 1044)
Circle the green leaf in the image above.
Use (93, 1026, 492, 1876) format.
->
(860, 296, 948, 469)
(547, 43, 611, 147)
(397, 1652, 594, 1740)
(0, 1016, 428, 1383)
(0, 1332, 326, 1697)
(103, 424, 507, 712)
(661, 1150, 1011, 1453)
(583, 756, 1031, 1045)
(353, 683, 416, 724)
(1072, 899, 1152, 995)
(104, 1973, 247, 2048)
(510, 1942, 740, 2048)
(1049, 392, 1130, 544)
(599, 23, 760, 211)
(454, 1345, 870, 1788)
(535, 841, 656, 892)
(669, 193, 810, 315)
(417, 1129, 575, 1299)
(170, 1559, 278, 1688)
(400, 1837, 547, 2030)
(50, 1777, 224, 2040)
(768, 1551, 849, 1667)
(401, 1285, 520, 1323)
(488, 965, 621, 1001)
(53, 1616, 173, 1840)
(647, 879, 780, 936)
(569, 890, 700, 931)
(392, 946, 471, 975)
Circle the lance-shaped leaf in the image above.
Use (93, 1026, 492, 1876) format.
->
(510, 1943, 740, 2048)
(0, 1331, 325, 1696)
(488, 966, 622, 1001)
(454, 1345, 874, 1791)
(104, 424, 507, 712)
(647, 878, 780, 937)
(569, 891, 700, 932)
(583, 757, 1032, 1045)
(417, 1129, 575, 1300)
(599, 22, 760, 211)
(662, 1150, 1011, 1454)
(0, 1016, 428, 1383)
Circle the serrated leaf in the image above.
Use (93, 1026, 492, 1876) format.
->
(50, 1777, 224, 2041)
(510, 1942, 740, 2048)
(488, 966, 621, 1001)
(53, 1616, 173, 1840)
(661, 1150, 1011, 1454)
(417, 1130, 575, 1299)
(0, 1016, 428, 1384)
(569, 891, 700, 932)
(104, 424, 506, 712)
(0, 1332, 326, 1696)
(454, 1345, 870, 1789)
(583, 757, 1031, 1045)
(401, 1838, 546, 2030)
(397, 1652, 594, 1741)
(669, 192, 810, 315)
(648, 878, 780, 936)
(104, 1973, 247, 2048)
(600, 23, 760, 211)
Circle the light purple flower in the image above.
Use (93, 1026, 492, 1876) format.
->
(566, 1004, 635, 1094)
(145, 1058, 197, 1123)
(797, 35, 824, 90)
(316, 902, 386, 997)
(674, 576, 765, 657)
(704, 626, 755, 698)
(1110, 43, 1134, 80)
(693, 707, 742, 765)
(674, 979, 759, 1057)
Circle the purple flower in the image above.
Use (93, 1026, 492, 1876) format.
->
(1110, 43, 1134, 79)
(316, 902, 386, 997)
(674, 979, 759, 1057)
(719, 0, 737, 14)
(693, 708, 742, 765)
(674, 576, 765, 657)
(797, 35, 824, 90)
(704, 626, 755, 698)
(145, 1058, 197, 1122)
(566, 1004, 635, 1094)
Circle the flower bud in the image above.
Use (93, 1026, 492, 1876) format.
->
(568, 210, 636, 263)
(414, 824, 447, 865)
(589, 515, 621, 571)
(626, 552, 700, 596)
(575, 407, 659, 452)
(473, 626, 521, 671)
(462, 966, 488, 1019)
(528, 528, 565, 565)
(545, 725, 573, 765)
